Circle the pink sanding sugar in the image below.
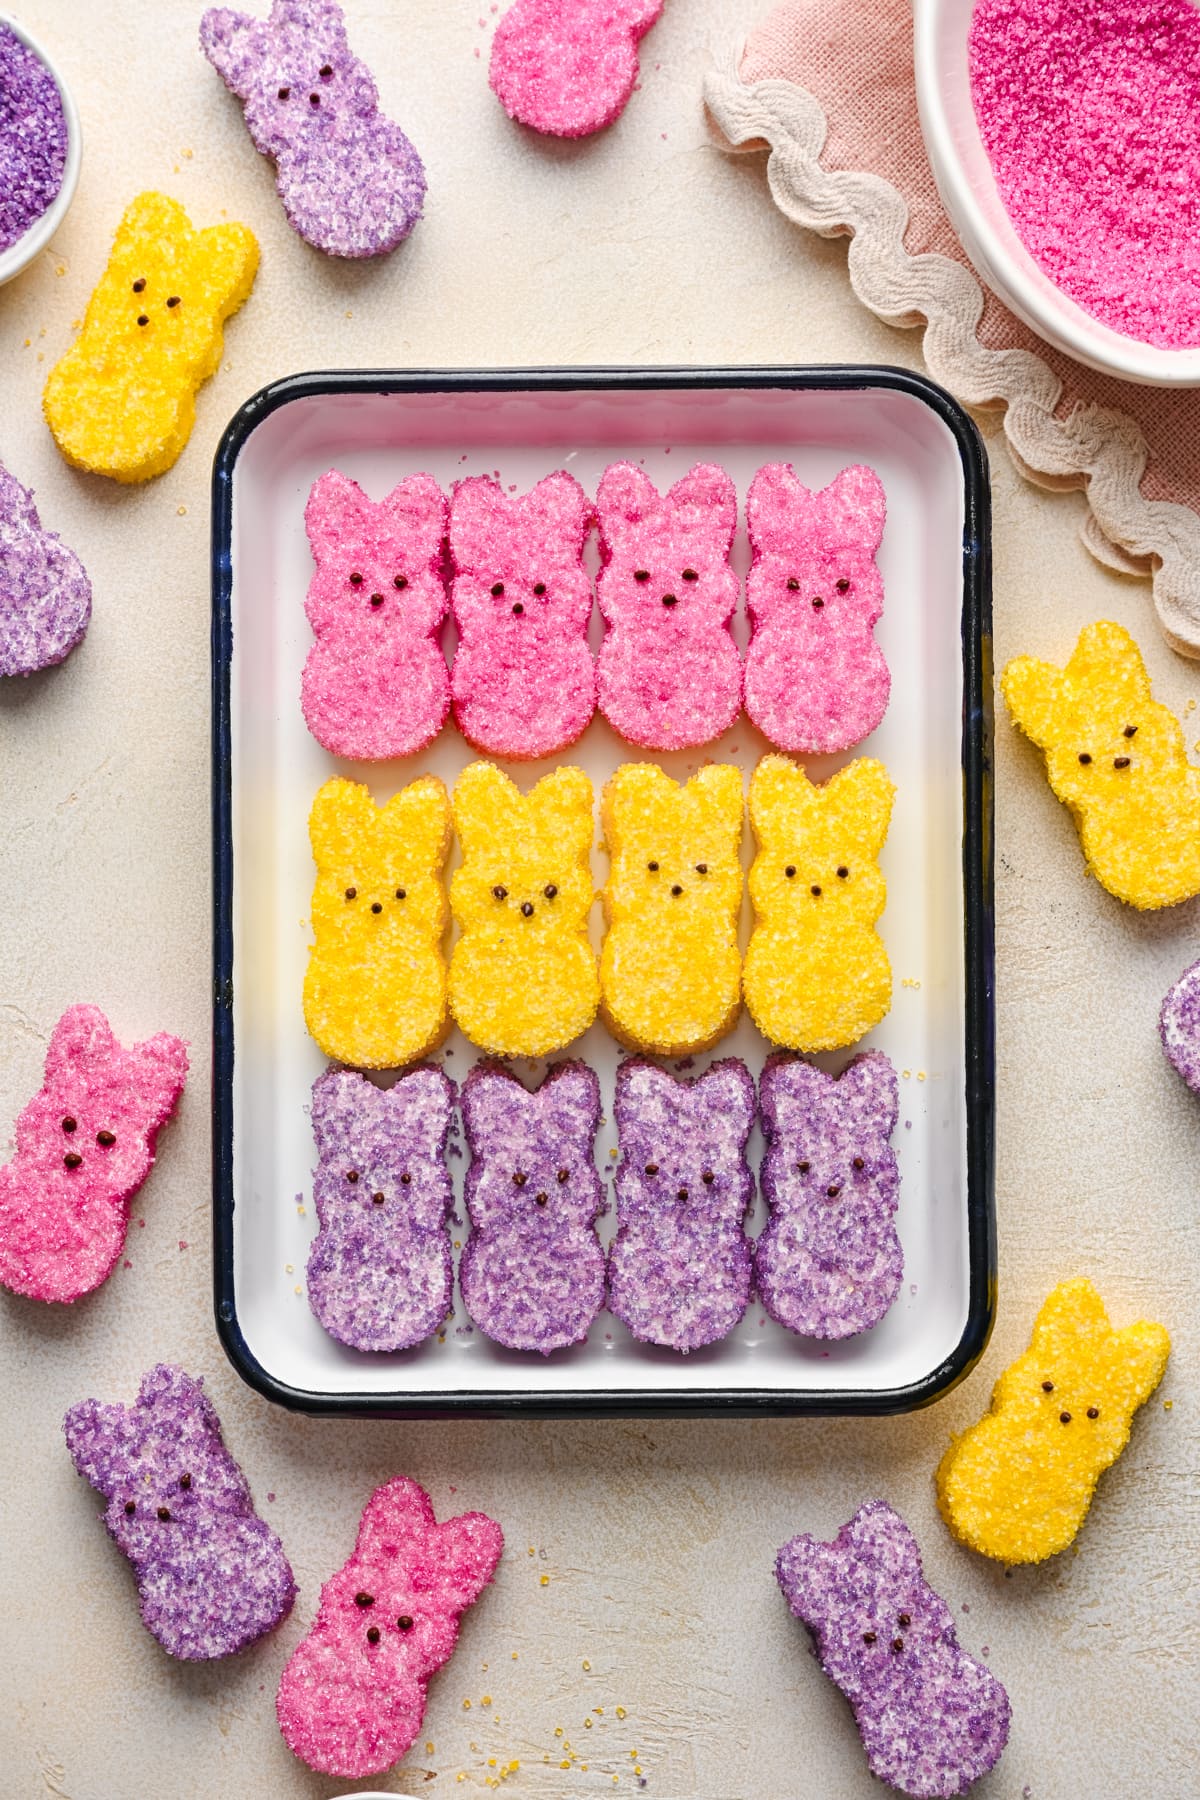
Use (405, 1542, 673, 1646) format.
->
(969, 0, 1200, 350)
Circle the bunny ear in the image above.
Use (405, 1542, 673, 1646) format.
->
(1001, 655, 1062, 748)
(1030, 1277, 1111, 1349)
(614, 1057, 674, 1131)
(453, 761, 520, 849)
(596, 462, 661, 549)
(521, 472, 590, 554)
(463, 1063, 529, 1148)
(310, 777, 379, 870)
(690, 764, 743, 842)
(199, 7, 259, 90)
(604, 763, 674, 838)
(747, 461, 810, 551)
(774, 1531, 833, 1616)
(0, 464, 40, 531)
(355, 1476, 437, 1562)
(197, 223, 259, 310)
(1069, 620, 1154, 715)
(527, 766, 594, 853)
(816, 465, 886, 552)
(538, 1062, 600, 1141)
(391, 1066, 455, 1150)
(127, 1032, 189, 1125)
(692, 1060, 756, 1143)
(382, 474, 448, 563)
(429, 1512, 505, 1607)
(305, 470, 380, 552)
(759, 1055, 830, 1136)
(46, 1006, 116, 1081)
(842, 1500, 921, 1576)
(449, 477, 509, 569)
(136, 1364, 218, 1434)
(822, 759, 895, 857)
(836, 1052, 899, 1137)
(749, 754, 811, 843)
(666, 463, 737, 549)
(310, 1066, 370, 1151)
(63, 1397, 134, 1492)
(382, 775, 451, 870)
(1108, 1319, 1171, 1409)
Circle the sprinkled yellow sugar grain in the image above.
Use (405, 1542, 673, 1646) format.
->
(744, 754, 894, 1050)
(937, 1276, 1169, 1564)
(44, 191, 257, 483)
(540, 1573, 550, 1586)
(1002, 619, 1200, 909)
(449, 761, 598, 1055)
(303, 775, 450, 1069)
(600, 762, 743, 1055)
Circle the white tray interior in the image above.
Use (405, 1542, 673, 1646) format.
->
(224, 379, 979, 1403)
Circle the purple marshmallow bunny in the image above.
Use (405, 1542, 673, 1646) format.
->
(0, 460, 91, 677)
(756, 1051, 903, 1340)
(63, 1364, 296, 1660)
(200, 0, 426, 258)
(776, 1501, 1011, 1798)
(306, 1065, 455, 1352)
(607, 1057, 754, 1352)
(460, 1060, 605, 1354)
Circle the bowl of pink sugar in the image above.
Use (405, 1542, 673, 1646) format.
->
(915, 0, 1200, 386)
(0, 13, 81, 286)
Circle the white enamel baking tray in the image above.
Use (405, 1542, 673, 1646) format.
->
(211, 368, 994, 1416)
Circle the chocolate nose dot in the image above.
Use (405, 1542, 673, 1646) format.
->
(862, 1630, 876, 1644)
(695, 863, 707, 874)
(371, 902, 382, 914)
(277, 85, 290, 99)
(811, 884, 822, 896)
(512, 602, 524, 615)
(157, 1507, 171, 1522)
(397, 1615, 414, 1631)
(787, 577, 800, 590)
(370, 593, 384, 607)
(1060, 1411, 1072, 1424)
(309, 91, 320, 105)
(662, 594, 678, 607)
(1113, 755, 1130, 768)
(521, 901, 534, 917)
(372, 1191, 385, 1206)
(826, 1184, 841, 1199)
(544, 884, 557, 899)
(535, 1192, 548, 1206)
(677, 1186, 688, 1201)
(166, 296, 180, 308)
(1042, 1380, 1054, 1391)
(891, 1637, 904, 1654)
(671, 884, 683, 896)
(812, 596, 824, 609)
(64, 1152, 82, 1169)
(136, 314, 149, 327)
(367, 1626, 380, 1644)
(97, 1129, 116, 1146)
(124, 1501, 136, 1516)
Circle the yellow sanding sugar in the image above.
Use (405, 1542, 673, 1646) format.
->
(43, 191, 257, 483)
(600, 762, 743, 1056)
(1002, 619, 1200, 909)
(743, 754, 894, 1051)
(937, 1276, 1170, 1565)
(303, 775, 450, 1068)
(448, 761, 599, 1056)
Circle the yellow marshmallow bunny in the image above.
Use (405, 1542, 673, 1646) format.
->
(303, 776, 450, 1068)
(744, 754, 894, 1051)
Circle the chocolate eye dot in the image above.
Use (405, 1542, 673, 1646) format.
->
(355, 1592, 374, 1607)
(367, 1626, 381, 1644)
(702, 1170, 714, 1185)
(166, 296, 180, 308)
(544, 884, 557, 898)
(493, 885, 507, 900)
(124, 1501, 136, 1516)
(898, 1612, 911, 1627)
(179, 1473, 192, 1490)
(853, 1156, 865, 1171)
(785, 865, 796, 879)
(695, 863, 707, 874)
(397, 1615, 414, 1631)
(836, 577, 850, 593)
(320, 63, 333, 77)
(401, 1173, 411, 1186)
(1087, 1406, 1099, 1419)
(533, 582, 546, 596)
(1042, 1380, 1054, 1392)
(491, 581, 505, 596)
(345, 886, 356, 899)
(837, 866, 849, 879)
(645, 1162, 658, 1176)
(132, 278, 146, 293)
(97, 1129, 116, 1147)
(862, 1630, 876, 1644)
(558, 1168, 569, 1184)
(513, 1172, 527, 1188)
(62, 1116, 77, 1133)
(797, 1160, 810, 1174)
(1078, 752, 1092, 765)
(634, 569, 650, 583)
(1124, 724, 1137, 737)
(395, 888, 406, 900)
(682, 568, 698, 581)
(786, 577, 800, 591)
(278, 85, 290, 99)
(394, 575, 408, 589)
(157, 1507, 171, 1522)
(647, 861, 659, 872)
(1060, 1411, 1072, 1424)
(1113, 756, 1130, 768)
(371, 902, 382, 914)
(350, 572, 363, 586)
(346, 1170, 358, 1183)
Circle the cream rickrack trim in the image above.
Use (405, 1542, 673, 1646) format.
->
(703, 60, 1200, 659)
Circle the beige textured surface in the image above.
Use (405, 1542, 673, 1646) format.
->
(0, 3, 1197, 1797)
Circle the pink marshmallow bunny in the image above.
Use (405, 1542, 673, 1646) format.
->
(745, 462, 890, 755)
(489, 0, 664, 138)
(596, 462, 742, 751)
(276, 1475, 503, 1778)
(302, 469, 449, 761)
(0, 1005, 188, 1303)
(448, 472, 595, 759)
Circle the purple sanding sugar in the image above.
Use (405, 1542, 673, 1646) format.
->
(1160, 957, 1200, 1093)
(607, 1057, 754, 1352)
(776, 1501, 1011, 1798)
(755, 1051, 903, 1340)
(0, 23, 67, 253)
(460, 1059, 605, 1353)
(63, 1364, 295, 1660)
(307, 1065, 455, 1352)
(970, 0, 1200, 349)
(200, 0, 426, 259)
(0, 461, 90, 677)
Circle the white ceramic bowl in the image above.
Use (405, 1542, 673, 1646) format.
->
(913, 0, 1200, 388)
(0, 13, 81, 286)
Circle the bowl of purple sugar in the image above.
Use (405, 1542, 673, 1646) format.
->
(0, 13, 80, 286)
(915, 0, 1200, 387)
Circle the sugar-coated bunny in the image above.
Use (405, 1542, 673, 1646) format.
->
(0, 1006, 187, 1304)
(0, 460, 92, 677)
(1160, 955, 1200, 1093)
(607, 1057, 754, 1351)
(744, 754, 894, 1051)
(302, 470, 449, 760)
(776, 1501, 1011, 1798)
(303, 776, 451, 1069)
(596, 462, 742, 751)
(64, 1364, 295, 1659)
(43, 191, 257, 482)
(448, 472, 595, 759)
(600, 762, 743, 1055)
(1002, 618, 1200, 908)
(200, 0, 426, 258)
(460, 1061, 605, 1353)
(489, 0, 664, 138)
(756, 1052, 902, 1340)
(937, 1277, 1170, 1565)
(276, 1475, 503, 1777)
(307, 1065, 455, 1351)
(448, 761, 599, 1056)
(745, 462, 890, 754)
